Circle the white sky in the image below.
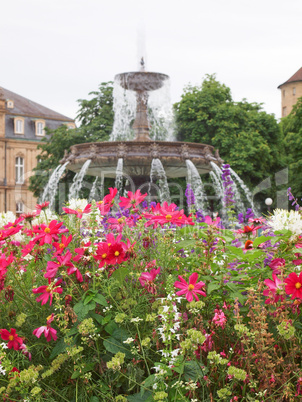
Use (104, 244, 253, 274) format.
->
(1, 0, 302, 122)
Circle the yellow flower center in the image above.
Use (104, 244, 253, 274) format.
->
(295, 282, 302, 289)
(8, 335, 14, 341)
(44, 228, 51, 233)
(114, 251, 120, 257)
(188, 284, 195, 291)
(46, 286, 51, 292)
(46, 314, 52, 321)
(77, 208, 82, 213)
(117, 218, 124, 224)
(59, 243, 65, 249)
(102, 253, 107, 259)
(107, 243, 111, 247)
(165, 214, 172, 220)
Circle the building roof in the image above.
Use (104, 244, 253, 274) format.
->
(278, 67, 302, 89)
(0, 87, 74, 122)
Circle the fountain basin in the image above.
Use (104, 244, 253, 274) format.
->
(61, 141, 223, 179)
(115, 72, 169, 92)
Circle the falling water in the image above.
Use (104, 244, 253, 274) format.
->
(41, 162, 69, 209)
(110, 80, 136, 141)
(186, 160, 208, 213)
(115, 158, 124, 196)
(69, 160, 91, 201)
(148, 80, 175, 141)
(89, 177, 99, 202)
(150, 159, 171, 203)
(229, 168, 258, 215)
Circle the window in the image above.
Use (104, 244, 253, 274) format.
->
(15, 157, 24, 184)
(6, 100, 14, 109)
(14, 118, 24, 134)
(16, 201, 24, 214)
(293, 87, 296, 96)
(35, 120, 45, 136)
(282, 106, 287, 117)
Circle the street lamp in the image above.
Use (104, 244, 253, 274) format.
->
(265, 198, 273, 213)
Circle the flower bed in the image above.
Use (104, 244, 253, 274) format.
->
(0, 189, 302, 401)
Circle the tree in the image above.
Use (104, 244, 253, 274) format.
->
(282, 97, 302, 198)
(29, 82, 114, 199)
(174, 75, 285, 190)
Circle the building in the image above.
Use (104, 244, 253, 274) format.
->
(278, 67, 302, 117)
(0, 87, 75, 214)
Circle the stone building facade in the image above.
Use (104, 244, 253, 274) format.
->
(278, 67, 302, 117)
(0, 87, 75, 214)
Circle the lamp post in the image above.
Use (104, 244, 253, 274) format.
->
(265, 198, 273, 213)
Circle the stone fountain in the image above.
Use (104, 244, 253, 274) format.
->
(60, 59, 223, 195)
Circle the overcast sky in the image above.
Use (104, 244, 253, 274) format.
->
(1, 0, 302, 122)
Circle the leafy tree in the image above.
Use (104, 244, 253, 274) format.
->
(174, 75, 285, 191)
(29, 82, 114, 199)
(282, 97, 302, 198)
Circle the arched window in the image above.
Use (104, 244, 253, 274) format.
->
(15, 156, 24, 184)
(35, 120, 45, 136)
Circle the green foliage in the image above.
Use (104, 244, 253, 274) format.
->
(282, 97, 302, 198)
(29, 82, 114, 199)
(174, 74, 286, 189)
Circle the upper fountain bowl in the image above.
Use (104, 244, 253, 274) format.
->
(115, 72, 169, 92)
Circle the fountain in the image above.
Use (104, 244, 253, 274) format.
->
(60, 59, 224, 200)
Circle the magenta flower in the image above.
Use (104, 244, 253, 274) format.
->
(263, 274, 285, 304)
(212, 309, 227, 328)
(33, 314, 57, 342)
(269, 258, 286, 275)
(32, 279, 63, 306)
(174, 273, 206, 302)
(139, 267, 160, 294)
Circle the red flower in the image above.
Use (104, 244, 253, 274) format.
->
(244, 240, 253, 250)
(285, 272, 302, 299)
(32, 278, 63, 305)
(119, 189, 147, 209)
(44, 250, 74, 279)
(0, 328, 23, 350)
(174, 273, 206, 302)
(35, 201, 50, 211)
(236, 225, 262, 235)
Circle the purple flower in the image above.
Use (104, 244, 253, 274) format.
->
(222, 164, 235, 207)
(185, 184, 195, 209)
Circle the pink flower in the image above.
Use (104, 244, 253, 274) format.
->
(53, 234, 73, 255)
(212, 309, 227, 328)
(139, 267, 160, 294)
(263, 274, 285, 304)
(44, 250, 74, 279)
(32, 279, 63, 306)
(0, 328, 23, 350)
(285, 272, 302, 299)
(33, 220, 68, 245)
(204, 215, 222, 228)
(174, 273, 206, 302)
(33, 314, 57, 342)
(269, 258, 286, 275)
(62, 204, 91, 219)
(119, 189, 147, 209)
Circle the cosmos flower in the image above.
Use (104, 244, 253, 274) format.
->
(139, 267, 160, 294)
(0, 328, 23, 350)
(263, 274, 285, 304)
(285, 272, 302, 299)
(32, 279, 63, 306)
(119, 189, 147, 209)
(174, 273, 206, 302)
(33, 314, 57, 342)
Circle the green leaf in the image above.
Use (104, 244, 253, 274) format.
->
(183, 361, 204, 381)
(127, 391, 152, 401)
(112, 267, 129, 285)
(89, 311, 103, 324)
(89, 397, 100, 402)
(253, 235, 272, 248)
(103, 337, 132, 358)
(93, 293, 107, 306)
(207, 282, 221, 294)
(49, 338, 67, 359)
(227, 246, 244, 257)
(105, 321, 118, 335)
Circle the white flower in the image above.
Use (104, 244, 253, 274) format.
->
(130, 317, 143, 323)
(123, 337, 135, 344)
(0, 365, 6, 375)
(269, 209, 302, 235)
